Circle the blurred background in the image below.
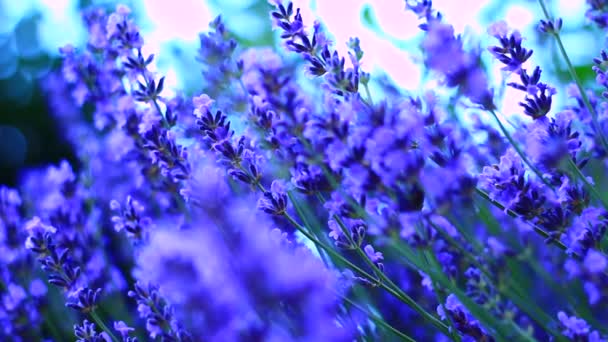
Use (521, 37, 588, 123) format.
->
(0, 0, 599, 186)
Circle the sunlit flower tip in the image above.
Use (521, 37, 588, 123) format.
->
(270, 179, 286, 193)
(74, 320, 107, 342)
(59, 44, 75, 55)
(113, 321, 135, 338)
(328, 219, 342, 241)
(24, 217, 57, 236)
(557, 312, 592, 338)
(116, 4, 131, 15)
(487, 20, 509, 37)
(109, 199, 121, 210)
(364, 244, 383, 263)
(193, 94, 215, 118)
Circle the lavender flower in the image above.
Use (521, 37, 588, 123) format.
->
(422, 21, 494, 109)
(113, 321, 137, 342)
(135, 200, 354, 341)
(194, 106, 263, 185)
(110, 196, 151, 241)
(525, 111, 582, 169)
(10, 1, 608, 340)
(258, 180, 289, 215)
(328, 218, 366, 250)
(557, 311, 606, 341)
(489, 21, 556, 119)
(271, 1, 363, 99)
(478, 149, 547, 220)
(565, 207, 608, 256)
(66, 287, 102, 313)
(538, 18, 563, 34)
(128, 282, 191, 341)
(487, 21, 532, 72)
(406, 0, 442, 30)
(437, 294, 494, 341)
(74, 320, 110, 342)
(196, 16, 242, 102)
(593, 50, 608, 99)
(586, 0, 608, 28)
(24, 217, 86, 294)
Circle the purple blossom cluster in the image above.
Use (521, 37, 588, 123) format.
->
(3, 0, 608, 341)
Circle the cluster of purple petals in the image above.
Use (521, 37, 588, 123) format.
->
(4, 0, 608, 341)
(586, 0, 608, 28)
(136, 200, 353, 341)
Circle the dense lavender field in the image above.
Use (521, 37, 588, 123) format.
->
(2, 0, 608, 341)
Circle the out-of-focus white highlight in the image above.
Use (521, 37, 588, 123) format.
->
(145, 0, 212, 44)
(143, 1, 212, 91)
(315, 0, 421, 89)
(504, 5, 534, 31)
(9, 0, 592, 105)
(431, 0, 485, 34)
(558, 0, 586, 25)
(38, 0, 84, 52)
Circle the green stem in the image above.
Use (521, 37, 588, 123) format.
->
(281, 213, 451, 335)
(489, 109, 554, 190)
(421, 250, 462, 342)
(314, 194, 451, 335)
(287, 190, 333, 267)
(537, 0, 608, 153)
(281, 213, 376, 284)
(141, 71, 170, 129)
(474, 188, 570, 253)
(340, 294, 416, 341)
(428, 220, 492, 277)
(90, 310, 120, 342)
(364, 83, 374, 105)
(241, 164, 447, 333)
(567, 158, 608, 210)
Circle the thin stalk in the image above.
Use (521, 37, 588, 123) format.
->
(90, 310, 120, 342)
(142, 72, 170, 129)
(281, 212, 451, 335)
(474, 188, 570, 252)
(567, 158, 608, 210)
(281, 214, 375, 286)
(428, 220, 492, 278)
(537, 0, 608, 153)
(421, 250, 463, 342)
(340, 294, 416, 341)
(364, 83, 374, 105)
(431, 219, 569, 338)
(314, 193, 451, 335)
(287, 190, 333, 267)
(240, 164, 448, 333)
(489, 109, 554, 190)
(477, 186, 608, 272)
